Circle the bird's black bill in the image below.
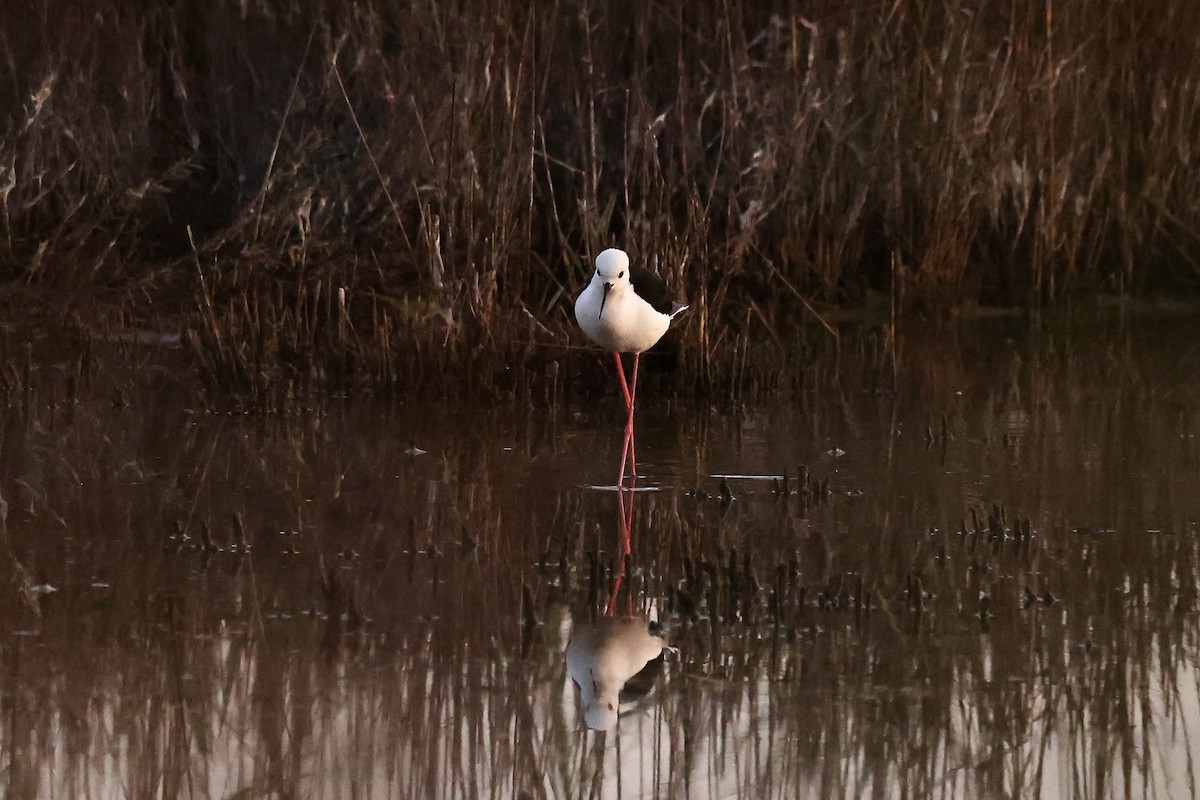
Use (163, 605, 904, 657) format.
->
(598, 283, 611, 319)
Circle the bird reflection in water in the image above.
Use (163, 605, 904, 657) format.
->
(566, 420, 671, 731)
(565, 615, 668, 731)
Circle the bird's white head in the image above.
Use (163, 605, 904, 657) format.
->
(594, 248, 631, 289)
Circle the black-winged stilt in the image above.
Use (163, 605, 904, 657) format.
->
(574, 248, 687, 433)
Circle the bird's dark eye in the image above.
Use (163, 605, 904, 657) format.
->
(619, 271, 625, 278)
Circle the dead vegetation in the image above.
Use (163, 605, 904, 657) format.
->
(2, 1, 1200, 400)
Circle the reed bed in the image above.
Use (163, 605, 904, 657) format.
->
(2, 1, 1200, 399)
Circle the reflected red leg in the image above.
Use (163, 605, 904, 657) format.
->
(604, 562, 623, 616)
(622, 483, 636, 616)
(605, 477, 634, 616)
(609, 453, 638, 618)
(617, 412, 633, 488)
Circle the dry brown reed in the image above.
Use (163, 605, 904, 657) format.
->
(3, 1, 1200, 400)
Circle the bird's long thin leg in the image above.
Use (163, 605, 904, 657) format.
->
(629, 352, 640, 411)
(613, 352, 633, 416)
(625, 415, 638, 480)
(626, 353, 639, 477)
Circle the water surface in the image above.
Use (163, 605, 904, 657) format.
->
(1, 312, 1199, 798)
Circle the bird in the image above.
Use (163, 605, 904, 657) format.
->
(574, 248, 688, 428)
(565, 615, 669, 731)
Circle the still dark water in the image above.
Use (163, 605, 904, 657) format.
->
(2, 312, 1199, 799)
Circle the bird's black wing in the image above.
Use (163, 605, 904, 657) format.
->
(629, 263, 678, 316)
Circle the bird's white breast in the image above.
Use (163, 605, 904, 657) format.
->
(574, 283, 671, 354)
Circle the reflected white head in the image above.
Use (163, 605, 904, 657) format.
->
(582, 683, 620, 731)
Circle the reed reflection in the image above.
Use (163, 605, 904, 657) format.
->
(0, 317, 1199, 797)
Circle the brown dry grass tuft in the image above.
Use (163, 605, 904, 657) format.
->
(3, 1, 1200, 400)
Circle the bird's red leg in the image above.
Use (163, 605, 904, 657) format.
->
(614, 352, 638, 479)
(625, 414, 638, 480)
(626, 353, 640, 477)
(629, 352, 640, 411)
(613, 352, 633, 417)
